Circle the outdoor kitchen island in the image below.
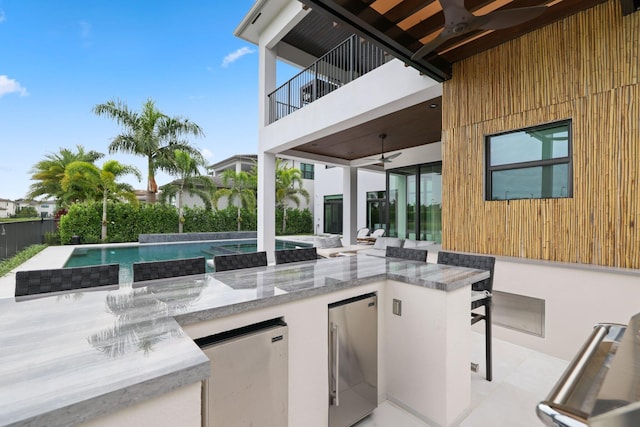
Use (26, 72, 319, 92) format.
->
(0, 253, 489, 427)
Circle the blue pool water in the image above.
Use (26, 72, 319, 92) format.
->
(64, 239, 310, 283)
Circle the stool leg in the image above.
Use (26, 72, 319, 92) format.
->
(485, 298, 492, 381)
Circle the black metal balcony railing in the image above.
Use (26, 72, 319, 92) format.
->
(268, 35, 391, 123)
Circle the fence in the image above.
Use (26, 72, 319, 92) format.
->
(0, 219, 57, 261)
(268, 35, 391, 123)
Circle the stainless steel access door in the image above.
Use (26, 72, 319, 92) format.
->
(329, 293, 378, 427)
(199, 320, 288, 427)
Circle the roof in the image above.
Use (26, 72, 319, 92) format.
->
(299, 0, 609, 81)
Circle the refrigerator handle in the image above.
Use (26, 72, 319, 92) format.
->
(331, 322, 340, 406)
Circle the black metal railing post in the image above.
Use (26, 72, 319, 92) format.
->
(267, 35, 390, 124)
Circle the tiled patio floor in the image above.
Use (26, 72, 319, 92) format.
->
(357, 332, 568, 426)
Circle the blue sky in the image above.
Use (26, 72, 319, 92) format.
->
(0, 0, 266, 200)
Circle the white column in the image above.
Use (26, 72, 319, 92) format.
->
(258, 42, 276, 128)
(258, 151, 276, 263)
(342, 167, 358, 246)
(257, 40, 277, 262)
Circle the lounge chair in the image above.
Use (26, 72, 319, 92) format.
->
(362, 228, 385, 243)
(356, 227, 370, 243)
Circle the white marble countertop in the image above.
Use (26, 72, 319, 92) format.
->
(0, 253, 488, 427)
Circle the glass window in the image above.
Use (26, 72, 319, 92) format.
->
(486, 120, 572, 201)
(324, 195, 342, 234)
(300, 163, 314, 180)
(366, 191, 386, 231)
(387, 162, 442, 243)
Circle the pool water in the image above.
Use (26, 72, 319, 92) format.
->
(64, 239, 310, 283)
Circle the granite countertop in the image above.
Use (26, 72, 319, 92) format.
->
(0, 254, 488, 427)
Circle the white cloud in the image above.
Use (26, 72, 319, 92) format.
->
(0, 10, 6, 23)
(79, 20, 91, 38)
(221, 47, 255, 68)
(201, 148, 214, 160)
(79, 20, 91, 47)
(0, 75, 28, 97)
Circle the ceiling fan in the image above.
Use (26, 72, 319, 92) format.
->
(366, 133, 401, 164)
(411, 0, 548, 60)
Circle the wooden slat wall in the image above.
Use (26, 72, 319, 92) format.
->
(441, 0, 640, 268)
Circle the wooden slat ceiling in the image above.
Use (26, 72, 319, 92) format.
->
(300, 0, 608, 81)
(292, 98, 442, 161)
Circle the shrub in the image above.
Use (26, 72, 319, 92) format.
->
(59, 202, 262, 243)
(44, 230, 61, 245)
(0, 244, 47, 278)
(275, 207, 313, 235)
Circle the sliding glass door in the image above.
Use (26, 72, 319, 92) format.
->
(387, 162, 442, 243)
(419, 164, 442, 242)
(324, 195, 343, 234)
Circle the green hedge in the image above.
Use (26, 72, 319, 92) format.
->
(275, 207, 313, 235)
(58, 202, 267, 244)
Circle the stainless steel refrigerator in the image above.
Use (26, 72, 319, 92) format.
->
(329, 293, 378, 427)
(196, 318, 288, 427)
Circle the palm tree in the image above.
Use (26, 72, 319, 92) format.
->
(159, 150, 215, 233)
(27, 145, 104, 205)
(92, 98, 204, 204)
(276, 160, 310, 233)
(212, 169, 257, 231)
(61, 160, 141, 241)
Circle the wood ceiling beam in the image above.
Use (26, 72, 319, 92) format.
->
(440, 0, 608, 63)
(302, 0, 452, 80)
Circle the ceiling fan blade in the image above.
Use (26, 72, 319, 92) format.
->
(411, 30, 453, 60)
(412, 1, 547, 60)
(478, 6, 547, 31)
(439, 0, 474, 24)
(385, 152, 402, 160)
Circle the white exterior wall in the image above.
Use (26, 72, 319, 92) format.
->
(314, 167, 385, 235)
(280, 158, 314, 215)
(261, 59, 441, 156)
(0, 200, 16, 218)
(37, 201, 56, 218)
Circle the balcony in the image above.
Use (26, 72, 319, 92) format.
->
(268, 34, 392, 124)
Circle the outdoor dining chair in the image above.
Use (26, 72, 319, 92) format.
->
(15, 264, 120, 298)
(274, 247, 318, 265)
(213, 251, 268, 272)
(437, 250, 496, 381)
(132, 257, 206, 282)
(384, 246, 428, 262)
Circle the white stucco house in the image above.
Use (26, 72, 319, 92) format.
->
(0, 199, 16, 218)
(234, 0, 640, 375)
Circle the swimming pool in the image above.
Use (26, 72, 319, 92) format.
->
(64, 239, 311, 283)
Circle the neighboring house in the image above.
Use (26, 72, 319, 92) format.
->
(178, 153, 387, 226)
(206, 154, 318, 215)
(14, 199, 56, 218)
(0, 199, 16, 218)
(35, 200, 56, 218)
(235, 0, 640, 363)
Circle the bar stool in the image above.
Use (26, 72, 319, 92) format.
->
(213, 251, 268, 272)
(132, 257, 206, 282)
(385, 246, 428, 262)
(15, 264, 120, 298)
(274, 247, 318, 264)
(437, 250, 496, 381)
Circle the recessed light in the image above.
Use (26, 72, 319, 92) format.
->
(429, 103, 439, 109)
